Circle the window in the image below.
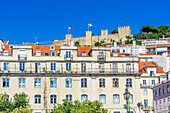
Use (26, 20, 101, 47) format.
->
(65, 78, 72, 88)
(35, 95, 41, 104)
(163, 99, 166, 108)
(66, 63, 71, 71)
(20, 63, 25, 71)
(112, 63, 118, 73)
(126, 63, 131, 72)
(50, 94, 57, 104)
(159, 100, 162, 109)
(126, 79, 132, 87)
(99, 94, 106, 104)
(113, 78, 119, 87)
(50, 46, 55, 50)
(4, 51, 9, 55)
(51, 51, 55, 56)
(143, 80, 146, 86)
(152, 80, 155, 86)
(150, 71, 155, 76)
(123, 49, 125, 53)
(66, 51, 71, 58)
(81, 63, 86, 73)
(144, 99, 148, 109)
(159, 88, 161, 96)
(163, 86, 165, 95)
(81, 78, 87, 88)
(66, 94, 72, 101)
(51, 63, 56, 70)
(130, 94, 133, 104)
(168, 98, 170, 106)
(45, 53, 49, 56)
(81, 51, 86, 56)
(50, 78, 57, 88)
(34, 78, 41, 88)
(4, 62, 9, 71)
(113, 94, 120, 104)
(19, 78, 25, 88)
(3, 78, 9, 88)
(155, 89, 157, 97)
(9, 46, 13, 49)
(81, 94, 88, 102)
(36, 51, 41, 56)
(156, 101, 158, 110)
(143, 89, 148, 95)
(99, 79, 105, 88)
(167, 85, 170, 93)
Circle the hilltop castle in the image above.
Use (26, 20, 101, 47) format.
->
(53, 26, 131, 46)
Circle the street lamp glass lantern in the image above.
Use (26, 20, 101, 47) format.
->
(123, 91, 130, 100)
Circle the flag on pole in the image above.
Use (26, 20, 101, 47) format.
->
(88, 23, 93, 27)
(68, 27, 73, 30)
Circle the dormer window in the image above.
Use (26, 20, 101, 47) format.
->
(51, 51, 55, 56)
(36, 47, 39, 49)
(4, 51, 9, 55)
(150, 71, 155, 76)
(9, 46, 13, 49)
(36, 51, 41, 56)
(81, 51, 86, 56)
(50, 46, 55, 50)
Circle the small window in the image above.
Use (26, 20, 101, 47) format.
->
(50, 78, 57, 88)
(50, 94, 57, 104)
(36, 51, 41, 56)
(81, 52, 86, 56)
(51, 51, 55, 56)
(19, 78, 26, 88)
(36, 47, 39, 49)
(81, 78, 87, 88)
(143, 89, 148, 95)
(126, 79, 132, 87)
(4, 51, 9, 55)
(81, 94, 88, 102)
(99, 94, 106, 104)
(66, 94, 72, 101)
(113, 78, 119, 87)
(65, 78, 72, 88)
(113, 94, 120, 104)
(50, 46, 55, 50)
(9, 46, 13, 49)
(99, 79, 105, 88)
(3, 78, 9, 88)
(45, 53, 49, 56)
(34, 78, 41, 88)
(35, 95, 41, 104)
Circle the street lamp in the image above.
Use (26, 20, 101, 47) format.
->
(137, 102, 143, 113)
(123, 85, 130, 113)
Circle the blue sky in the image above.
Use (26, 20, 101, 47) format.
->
(0, 0, 169, 44)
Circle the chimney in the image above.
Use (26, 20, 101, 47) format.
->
(133, 40, 136, 46)
(114, 42, 117, 47)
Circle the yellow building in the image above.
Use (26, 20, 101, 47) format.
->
(0, 40, 143, 113)
(139, 62, 166, 113)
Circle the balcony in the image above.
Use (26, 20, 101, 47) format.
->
(140, 84, 156, 88)
(0, 67, 140, 75)
(97, 55, 105, 61)
(18, 54, 27, 60)
(64, 55, 73, 61)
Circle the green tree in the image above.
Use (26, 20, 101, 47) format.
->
(51, 99, 108, 113)
(95, 42, 100, 46)
(0, 92, 32, 113)
(140, 26, 159, 33)
(126, 35, 132, 40)
(75, 41, 79, 46)
(111, 29, 118, 34)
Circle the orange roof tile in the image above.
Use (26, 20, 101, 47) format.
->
(77, 47, 92, 56)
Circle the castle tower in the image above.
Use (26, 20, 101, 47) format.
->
(65, 34, 73, 44)
(118, 26, 131, 43)
(101, 29, 109, 43)
(85, 31, 92, 45)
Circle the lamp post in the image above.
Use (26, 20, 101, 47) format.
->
(123, 85, 130, 113)
(137, 102, 143, 113)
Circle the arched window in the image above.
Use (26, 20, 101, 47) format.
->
(113, 94, 120, 104)
(35, 94, 41, 104)
(50, 94, 57, 104)
(66, 94, 72, 101)
(81, 94, 88, 102)
(130, 94, 133, 104)
(99, 94, 106, 104)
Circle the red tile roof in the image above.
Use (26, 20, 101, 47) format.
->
(77, 47, 92, 56)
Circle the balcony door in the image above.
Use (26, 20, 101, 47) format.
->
(66, 51, 71, 58)
(35, 63, 41, 73)
(99, 63, 104, 73)
(81, 63, 86, 73)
